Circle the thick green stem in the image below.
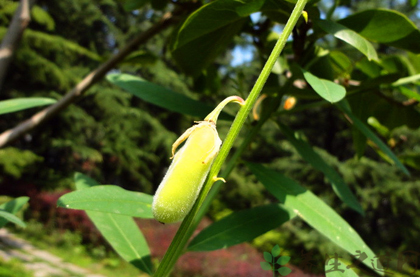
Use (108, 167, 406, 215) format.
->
(153, 0, 308, 276)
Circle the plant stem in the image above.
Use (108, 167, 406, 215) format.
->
(153, 0, 308, 276)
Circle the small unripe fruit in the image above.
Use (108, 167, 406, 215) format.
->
(152, 96, 244, 224)
(152, 121, 221, 224)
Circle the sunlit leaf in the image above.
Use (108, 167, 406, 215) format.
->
(339, 9, 420, 53)
(316, 20, 378, 61)
(70, 173, 153, 275)
(0, 209, 26, 228)
(0, 197, 29, 228)
(277, 123, 364, 215)
(0, 98, 56, 115)
(302, 69, 346, 103)
(87, 211, 152, 274)
(57, 185, 153, 218)
(247, 162, 382, 274)
(397, 86, 420, 102)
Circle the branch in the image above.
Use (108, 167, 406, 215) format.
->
(0, 0, 33, 91)
(0, 11, 177, 148)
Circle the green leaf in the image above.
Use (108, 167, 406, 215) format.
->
(31, 5, 55, 31)
(272, 244, 281, 257)
(392, 74, 420, 87)
(329, 51, 353, 77)
(336, 101, 410, 175)
(72, 175, 153, 274)
(187, 204, 295, 252)
(246, 162, 382, 274)
(87, 211, 153, 275)
(302, 69, 346, 103)
(399, 153, 420, 170)
(264, 252, 273, 263)
(0, 209, 26, 228)
(277, 123, 364, 215)
(260, 261, 272, 270)
(397, 86, 420, 102)
(107, 73, 233, 120)
(0, 197, 29, 228)
(74, 172, 101, 190)
(316, 20, 378, 61)
(277, 256, 291, 265)
(0, 98, 56, 115)
(278, 266, 292, 276)
(57, 185, 153, 218)
(339, 9, 420, 54)
(367, 117, 389, 138)
(171, 0, 264, 75)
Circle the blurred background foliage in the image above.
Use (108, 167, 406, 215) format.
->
(0, 0, 420, 275)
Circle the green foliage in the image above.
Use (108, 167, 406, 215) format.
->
(247, 162, 380, 273)
(0, 197, 29, 228)
(188, 204, 295, 251)
(170, 0, 265, 75)
(71, 173, 153, 275)
(277, 122, 363, 215)
(0, 258, 33, 277)
(31, 5, 55, 31)
(57, 185, 154, 218)
(0, 148, 42, 180)
(315, 20, 378, 61)
(2, 0, 420, 276)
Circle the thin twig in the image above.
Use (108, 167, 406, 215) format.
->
(0, 0, 34, 91)
(0, 11, 177, 148)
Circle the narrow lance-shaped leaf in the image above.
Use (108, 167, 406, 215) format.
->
(246, 162, 382, 275)
(87, 211, 153, 275)
(392, 74, 420, 87)
(187, 204, 296, 252)
(336, 100, 410, 175)
(302, 69, 346, 103)
(338, 9, 420, 54)
(0, 209, 26, 228)
(316, 20, 378, 62)
(277, 122, 364, 215)
(60, 173, 153, 275)
(57, 185, 153, 218)
(0, 197, 29, 228)
(397, 86, 420, 102)
(0, 98, 56, 115)
(106, 73, 233, 120)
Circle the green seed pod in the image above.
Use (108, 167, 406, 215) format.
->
(152, 96, 244, 224)
(152, 121, 221, 224)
